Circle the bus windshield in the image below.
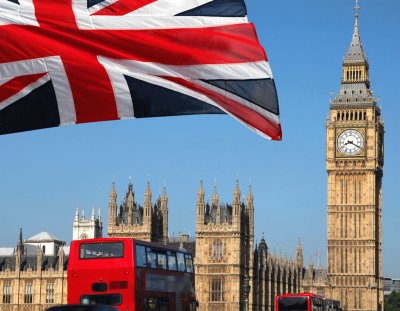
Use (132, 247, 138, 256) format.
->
(80, 242, 124, 259)
(278, 297, 308, 311)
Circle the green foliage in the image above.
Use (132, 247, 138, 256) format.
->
(384, 291, 400, 311)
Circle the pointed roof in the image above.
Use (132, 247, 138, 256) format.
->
(344, 1, 367, 65)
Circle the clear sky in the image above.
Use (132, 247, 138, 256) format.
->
(0, 0, 399, 276)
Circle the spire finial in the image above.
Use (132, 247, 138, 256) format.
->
(354, 0, 360, 27)
(355, 0, 360, 17)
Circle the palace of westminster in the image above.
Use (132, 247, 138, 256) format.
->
(0, 3, 384, 311)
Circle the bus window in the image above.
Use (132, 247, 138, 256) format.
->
(80, 243, 123, 259)
(146, 248, 157, 269)
(167, 251, 177, 271)
(144, 297, 169, 311)
(80, 294, 122, 306)
(157, 252, 167, 270)
(136, 245, 147, 267)
(177, 252, 185, 272)
(278, 297, 308, 310)
(185, 254, 194, 273)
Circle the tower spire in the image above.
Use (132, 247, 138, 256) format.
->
(355, 0, 360, 21)
(333, 0, 374, 107)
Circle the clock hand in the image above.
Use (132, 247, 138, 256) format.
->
(347, 141, 361, 149)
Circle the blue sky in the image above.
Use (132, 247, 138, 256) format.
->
(0, 0, 399, 276)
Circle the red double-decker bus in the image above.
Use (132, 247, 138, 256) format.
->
(68, 238, 196, 311)
(275, 293, 342, 311)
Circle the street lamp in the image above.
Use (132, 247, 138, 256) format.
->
(243, 274, 251, 311)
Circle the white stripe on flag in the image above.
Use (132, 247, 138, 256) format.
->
(98, 57, 273, 80)
(0, 56, 77, 125)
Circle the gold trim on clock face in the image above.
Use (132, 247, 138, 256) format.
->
(337, 129, 365, 156)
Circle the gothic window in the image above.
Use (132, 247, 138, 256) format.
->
(210, 277, 225, 302)
(80, 234, 88, 240)
(42, 245, 46, 254)
(2, 282, 11, 304)
(46, 283, 55, 304)
(24, 282, 33, 304)
(213, 239, 223, 259)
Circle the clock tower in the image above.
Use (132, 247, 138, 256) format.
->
(326, 1, 384, 311)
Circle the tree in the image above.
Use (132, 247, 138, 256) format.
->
(384, 291, 400, 311)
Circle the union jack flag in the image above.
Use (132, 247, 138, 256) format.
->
(0, 0, 281, 140)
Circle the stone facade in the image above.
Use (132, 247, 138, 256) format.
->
(0, 180, 304, 311)
(107, 179, 168, 243)
(252, 238, 304, 311)
(325, 2, 384, 310)
(194, 180, 302, 311)
(72, 208, 103, 240)
(0, 232, 68, 311)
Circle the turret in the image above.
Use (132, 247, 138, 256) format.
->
(232, 179, 241, 226)
(127, 178, 134, 226)
(196, 180, 205, 225)
(143, 181, 152, 229)
(161, 186, 168, 243)
(246, 185, 254, 241)
(295, 238, 304, 270)
(108, 182, 117, 228)
(16, 228, 23, 271)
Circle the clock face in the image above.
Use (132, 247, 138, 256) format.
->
(337, 129, 364, 156)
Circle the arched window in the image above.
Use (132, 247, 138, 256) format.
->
(42, 245, 46, 254)
(213, 239, 223, 259)
(210, 277, 225, 302)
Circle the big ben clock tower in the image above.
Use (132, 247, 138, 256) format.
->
(326, 1, 384, 311)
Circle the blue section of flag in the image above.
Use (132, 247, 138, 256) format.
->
(124, 75, 223, 118)
(87, 0, 104, 9)
(0, 81, 60, 135)
(177, 0, 247, 17)
(7, 0, 19, 4)
(204, 79, 279, 115)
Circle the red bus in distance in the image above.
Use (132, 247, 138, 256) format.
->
(275, 292, 342, 311)
(68, 238, 196, 311)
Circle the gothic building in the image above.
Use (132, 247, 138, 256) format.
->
(326, 1, 384, 310)
(72, 208, 103, 240)
(252, 238, 304, 311)
(194, 180, 303, 311)
(0, 230, 68, 311)
(107, 179, 168, 243)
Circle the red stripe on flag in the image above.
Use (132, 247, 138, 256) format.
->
(92, 0, 157, 16)
(0, 73, 47, 105)
(164, 77, 282, 140)
(0, 24, 266, 65)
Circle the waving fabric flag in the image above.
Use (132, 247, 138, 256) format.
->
(0, 0, 281, 140)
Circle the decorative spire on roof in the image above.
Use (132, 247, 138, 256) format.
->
(333, 0, 375, 107)
(212, 181, 219, 207)
(344, 0, 367, 65)
(17, 228, 23, 254)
